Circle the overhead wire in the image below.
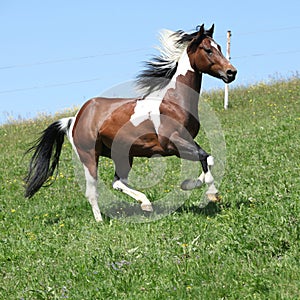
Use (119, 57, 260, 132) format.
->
(0, 25, 300, 94)
(0, 48, 148, 70)
(1, 25, 300, 71)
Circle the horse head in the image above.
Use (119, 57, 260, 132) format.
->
(187, 24, 237, 83)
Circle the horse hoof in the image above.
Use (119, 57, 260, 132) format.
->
(181, 179, 203, 190)
(207, 193, 221, 202)
(141, 203, 153, 212)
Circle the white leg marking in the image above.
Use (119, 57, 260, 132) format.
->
(84, 166, 102, 222)
(197, 154, 214, 184)
(207, 155, 214, 166)
(198, 172, 205, 183)
(206, 183, 218, 195)
(113, 180, 153, 212)
(204, 170, 214, 184)
(197, 156, 219, 200)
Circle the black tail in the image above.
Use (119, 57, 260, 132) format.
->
(24, 118, 72, 198)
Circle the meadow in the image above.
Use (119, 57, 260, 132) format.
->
(0, 77, 299, 299)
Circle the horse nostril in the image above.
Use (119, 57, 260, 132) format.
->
(226, 69, 237, 78)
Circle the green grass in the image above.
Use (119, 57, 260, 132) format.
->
(1, 78, 300, 299)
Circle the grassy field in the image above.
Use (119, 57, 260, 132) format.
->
(1, 78, 299, 299)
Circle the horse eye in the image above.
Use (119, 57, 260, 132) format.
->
(205, 48, 213, 55)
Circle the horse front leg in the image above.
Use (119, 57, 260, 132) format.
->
(197, 155, 219, 202)
(166, 132, 219, 202)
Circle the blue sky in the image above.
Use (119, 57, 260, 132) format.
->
(1, 0, 300, 124)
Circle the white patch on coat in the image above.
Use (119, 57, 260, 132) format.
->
(211, 40, 219, 50)
(130, 49, 193, 133)
(130, 98, 161, 132)
(59, 116, 80, 159)
(59, 117, 71, 131)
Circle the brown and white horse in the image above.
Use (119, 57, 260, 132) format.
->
(24, 24, 237, 221)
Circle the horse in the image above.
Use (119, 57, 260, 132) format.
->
(24, 24, 237, 222)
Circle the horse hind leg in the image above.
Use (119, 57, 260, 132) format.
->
(78, 150, 103, 222)
(112, 156, 153, 212)
(83, 165, 103, 221)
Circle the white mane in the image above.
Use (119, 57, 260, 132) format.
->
(154, 29, 189, 69)
(136, 28, 195, 95)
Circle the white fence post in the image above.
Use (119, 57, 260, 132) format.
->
(224, 30, 231, 109)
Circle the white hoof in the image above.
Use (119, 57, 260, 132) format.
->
(141, 203, 153, 212)
(207, 193, 221, 202)
(95, 216, 103, 222)
(92, 208, 103, 222)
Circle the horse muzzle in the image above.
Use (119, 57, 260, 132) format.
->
(221, 67, 237, 83)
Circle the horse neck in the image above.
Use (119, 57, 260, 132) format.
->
(146, 48, 202, 113)
(170, 49, 202, 112)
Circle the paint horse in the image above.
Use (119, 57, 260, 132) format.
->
(24, 24, 237, 221)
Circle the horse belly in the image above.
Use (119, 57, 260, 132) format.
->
(129, 130, 164, 157)
(101, 115, 164, 157)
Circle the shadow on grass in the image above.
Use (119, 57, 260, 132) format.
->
(176, 201, 221, 217)
(100, 198, 221, 223)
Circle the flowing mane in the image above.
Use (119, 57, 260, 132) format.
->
(136, 29, 199, 95)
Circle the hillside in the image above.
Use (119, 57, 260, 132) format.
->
(1, 78, 299, 299)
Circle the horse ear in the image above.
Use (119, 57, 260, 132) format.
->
(207, 24, 215, 37)
(197, 24, 205, 36)
(188, 24, 205, 53)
